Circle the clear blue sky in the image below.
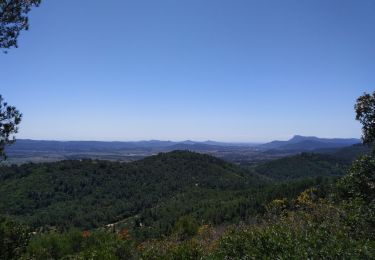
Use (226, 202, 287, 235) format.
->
(1, 0, 374, 142)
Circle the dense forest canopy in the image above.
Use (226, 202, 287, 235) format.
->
(0, 92, 373, 259)
(0, 146, 373, 258)
(0, 151, 341, 234)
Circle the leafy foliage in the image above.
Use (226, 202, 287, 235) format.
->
(213, 204, 373, 259)
(23, 229, 135, 260)
(0, 95, 22, 160)
(14, 167, 373, 260)
(0, 150, 373, 259)
(0, 0, 41, 51)
(355, 91, 375, 146)
(337, 154, 375, 203)
(172, 216, 199, 240)
(0, 216, 30, 259)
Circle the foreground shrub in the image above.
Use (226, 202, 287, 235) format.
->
(0, 217, 30, 260)
(213, 204, 374, 259)
(23, 229, 135, 259)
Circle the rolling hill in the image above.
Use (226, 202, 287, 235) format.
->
(0, 150, 350, 239)
(261, 135, 360, 151)
(0, 151, 263, 230)
(318, 143, 371, 161)
(254, 153, 348, 180)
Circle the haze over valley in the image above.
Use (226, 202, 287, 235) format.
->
(0, 0, 374, 259)
(5, 135, 362, 164)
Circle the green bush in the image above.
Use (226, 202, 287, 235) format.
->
(23, 229, 135, 260)
(0, 217, 30, 260)
(172, 216, 199, 240)
(337, 154, 375, 203)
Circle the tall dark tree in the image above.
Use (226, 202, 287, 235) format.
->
(355, 91, 375, 146)
(0, 0, 41, 51)
(336, 92, 375, 218)
(1, 1, 40, 158)
(0, 95, 22, 160)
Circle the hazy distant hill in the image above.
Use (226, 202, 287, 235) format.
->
(261, 135, 360, 151)
(164, 143, 225, 151)
(5, 139, 177, 153)
(6, 139, 255, 154)
(4, 136, 361, 165)
(4, 139, 261, 164)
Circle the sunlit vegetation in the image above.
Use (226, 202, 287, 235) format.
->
(1, 152, 373, 259)
(0, 151, 339, 237)
(0, 148, 373, 259)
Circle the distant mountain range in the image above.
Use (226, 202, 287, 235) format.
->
(4, 136, 363, 164)
(260, 135, 360, 151)
(7, 135, 360, 153)
(5, 139, 258, 153)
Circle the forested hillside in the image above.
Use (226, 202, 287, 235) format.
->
(0, 145, 372, 259)
(0, 151, 340, 238)
(0, 150, 373, 259)
(254, 153, 348, 180)
(0, 151, 261, 229)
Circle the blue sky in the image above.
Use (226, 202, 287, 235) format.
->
(1, 0, 374, 142)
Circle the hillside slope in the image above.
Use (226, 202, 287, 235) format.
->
(254, 153, 348, 180)
(261, 135, 360, 151)
(0, 151, 263, 230)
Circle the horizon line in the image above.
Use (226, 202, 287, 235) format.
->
(13, 135, 361, 144)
